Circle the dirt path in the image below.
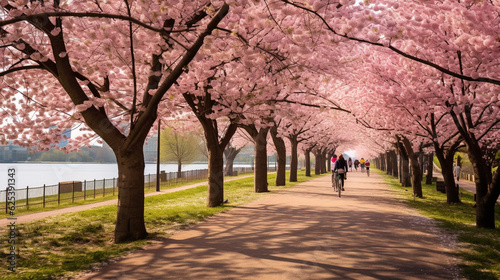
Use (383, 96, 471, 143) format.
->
(77, 171, 462, 280)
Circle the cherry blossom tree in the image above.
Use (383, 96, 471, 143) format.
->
(0, 0, 230, 242)
(280, 0, 500, 228)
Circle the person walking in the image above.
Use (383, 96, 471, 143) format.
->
(348, 158, 353, 169)
(365, 159, 371, 176)
(333, 154, 348, 191)
(453, 164, 461, 181)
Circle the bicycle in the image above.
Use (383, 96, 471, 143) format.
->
(332, 171, 341, 197)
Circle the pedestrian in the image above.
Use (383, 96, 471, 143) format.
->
(365, 159, 370, 176)
(453, 164, 461, 181)
(354, 159, 359, 171)
(331, 154, 338, 172)
(360, 157, 365, 173)
(348, 158, 352, 169)
(333, 154, 348, 191)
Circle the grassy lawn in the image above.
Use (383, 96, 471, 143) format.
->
(378, 169, 500, 280)
(0, 177, 210, 219)
(0, 171, 318, 280)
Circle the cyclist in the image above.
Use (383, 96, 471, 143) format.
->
(360, 157, 365, 173)
(333, 154, 348, 191)
(365, 159, 370, 176)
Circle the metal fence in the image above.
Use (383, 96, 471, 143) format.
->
(2, 168, 259, 213)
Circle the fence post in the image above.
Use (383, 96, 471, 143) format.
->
(93, 179, 96, 199)
(43, 184, 46, 208)
(26, 186, 29, 210)
(72, 181, 75, 203)
(58, 183, 61, 205)
(103, 178, 105, 197)
(84, 180, 86, 200)
(113, 178, 115, 196)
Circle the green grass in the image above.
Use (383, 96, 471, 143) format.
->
(0, 177, 210, 219)
(378, 169, 500, 280)
(0, 171, 318, 280)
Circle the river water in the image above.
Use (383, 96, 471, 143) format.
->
(0, 162, 210, 188)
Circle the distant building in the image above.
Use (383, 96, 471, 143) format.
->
(0, 143, 29, 162)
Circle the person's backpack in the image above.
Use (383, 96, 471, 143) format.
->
(365, 161, 370, 167)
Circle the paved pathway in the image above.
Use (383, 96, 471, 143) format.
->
(77, 171, 462, 280)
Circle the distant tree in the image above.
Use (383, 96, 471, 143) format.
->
(160, 127, 200, 178)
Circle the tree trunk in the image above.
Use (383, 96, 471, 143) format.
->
(244, 126, 269, 192)
(253, 127, 269, 192)
(289, 136, 298, 182)
(114, 146, 148, 243)
(434, 144, 461, 203)
(177, 160, 182, 179)
(313, 149, 321, 175)
(390, 150, 398, 178)
(208, 145, 225, 207)
(270, 125, 286, 185)
(386, 151, 392, 175)
(304, 148, 312, 177)
(409, 152, 423, 197)
(224, 154, 235, 176)
(397, 141, 411, 187)
(425, 152, 434, 185)
(320, 149, 327, 174)
(467, 143, 496, 228)
(401, 137, 423, 197)
(380, 152, 387, 172)
(223, 146, 241, 176)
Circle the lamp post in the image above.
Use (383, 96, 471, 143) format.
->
(156, 119, 161, 192)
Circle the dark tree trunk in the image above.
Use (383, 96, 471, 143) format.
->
(313, 149, 321, 175)
(392, 150, 399, 178)
(380, 153, 387, 172)
(304, 147, 312, 177)
(289, 135, 298, 182)
(245, 126, 269, 192)
(270, 125, 286, 185)
(401, 137, 422, 197)
(425, 152, 434, 185)
(434, 143, 461, 203)
(320, 149, 327, 174)
(208, 145, 225, 206)
(224, 154, 235, 176)
(397, 141, 411, 187)
(114, 146, 148, 243)
(386, 151, 392, 175)
(224, 145, 241, 176)
(467, 143, 496, 228)
(177, 160, 182, 179)
(326, 151, 332, 172)
(184, 93, 237, 207)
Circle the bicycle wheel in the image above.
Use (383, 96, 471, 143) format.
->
(338, 175, 342, 197)
(334, 174, 339, 192)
